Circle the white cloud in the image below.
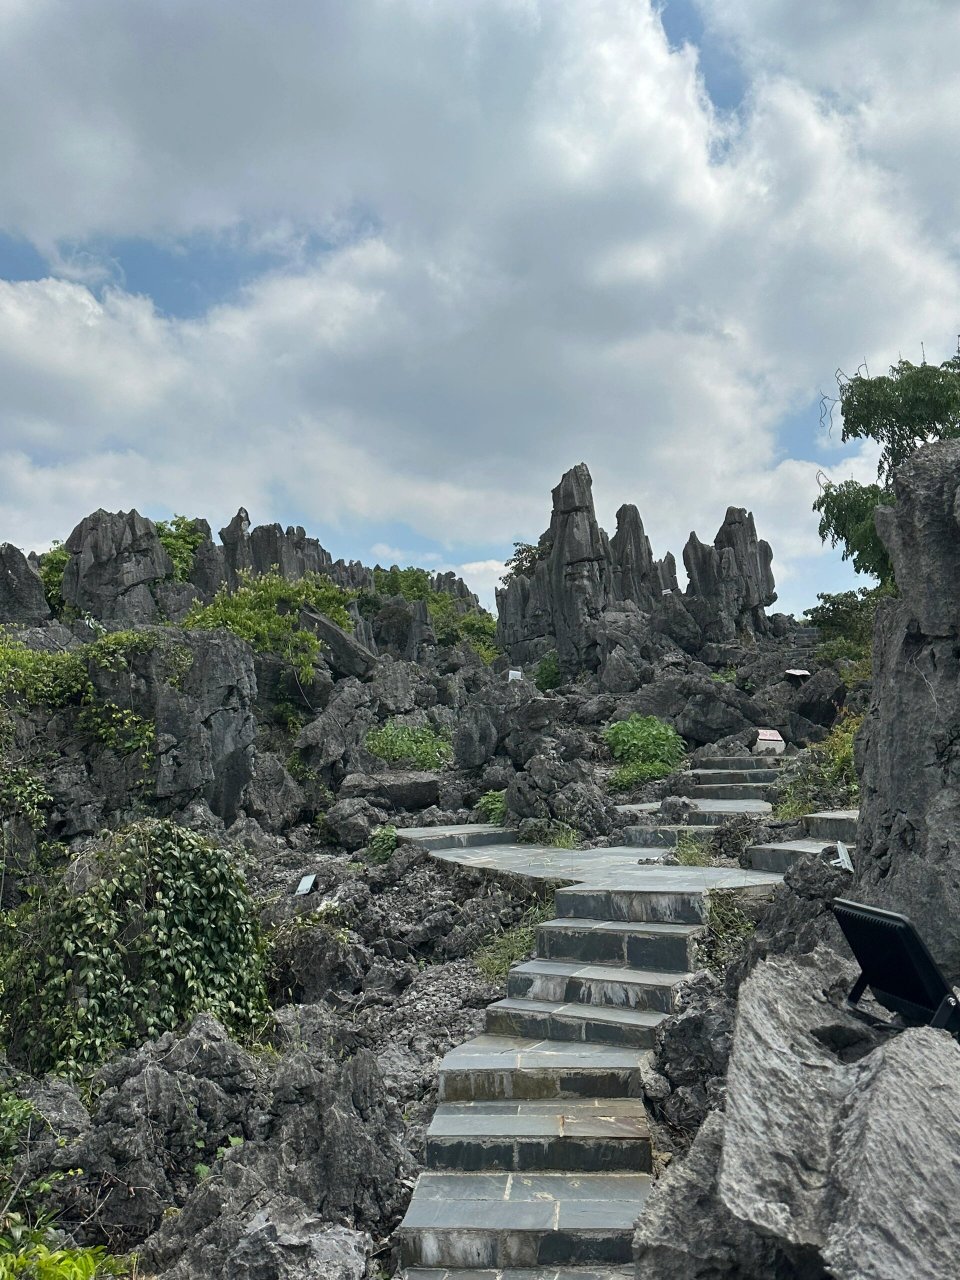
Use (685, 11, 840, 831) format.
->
(0, 1, 958, 616)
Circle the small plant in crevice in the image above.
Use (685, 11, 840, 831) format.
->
(710, 666, 737, 684)
(698, 890, 757, 978)
(476, 790, 507, 824)
(365, 720, 453, 770)
(366, 824, 398, 864)
(155, 514, 206, 582)
(0, 768, 53, 832)
(473, 896, 556, 981)
(773, 711, 862, 820)
(674, 830, 710, 867)
(37, 541, 71, 617)
(534, 651, 562, 692)
(517, 818, 578, 849)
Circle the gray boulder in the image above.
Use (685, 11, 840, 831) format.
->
(299, 606, 377, 680)
(858, 439, 960, 980)
(62, 509, 173, 623)
(0, 543, 50, 623)
(295, 680, 378, 770)
(324, 797, 389, 850)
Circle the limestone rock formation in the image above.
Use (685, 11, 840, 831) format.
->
(497, 464, 777, 676)
(63, 509, 173, 623)
(858, 439, 960, 981)
(636, 947, 960, 1279)
(0, 542, 50, 624)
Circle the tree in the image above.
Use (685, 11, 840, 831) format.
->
(814, 350, 960, 585)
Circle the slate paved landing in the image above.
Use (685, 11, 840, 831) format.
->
(405, 1268, 632, 1279)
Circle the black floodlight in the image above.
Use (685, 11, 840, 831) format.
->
(831, 898, 960, 1036)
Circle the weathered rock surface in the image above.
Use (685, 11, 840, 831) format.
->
(0, 542, 50, 623)
(638, 947, 960, 1279)
(62, 509, 173, 623)
(858, 439, 960, 981)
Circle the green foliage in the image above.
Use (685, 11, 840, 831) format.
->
(365, 720, 453, 770)
(0, 769, 52, 832)
(603, 715, 685, 791)
(710, 667, 737, 684)
(183, 569, 353, 682)
(367, 824, 398, 864)
(805, 587, 888, 649)
(500, 540, 550, 584)
(773, 712, 862, 819)
(812, 481, 895, 583)
(0, 819, 267, 1076)
(155, 515, 206, 583)
(699, 890, 756, 978)
(0, 1235, 129, 1278)
(476, 790, 507, 824)
(518, 819, 578, 849)
(815, 351, 960, 583)
(37, 543, 70, 617)
(674, 831, 710, 867)
(373, 567, 499, 662)
(474, 897, 555, 980)
(0, 639, 88, 709)
(534, 652, 561, 692)
(77, 704, 155, 759)
(836, 354, 960, 481)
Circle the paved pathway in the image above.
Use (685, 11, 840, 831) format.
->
(397, 755, 786, 1277)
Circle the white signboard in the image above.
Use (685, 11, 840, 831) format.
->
(507, 669, 523, 683)
(754, 728, 785, 756)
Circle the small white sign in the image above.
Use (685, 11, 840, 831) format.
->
(295, 874, 317, 896)
(755, 728, 785, 756)
(785, 668, 811, 678)
(507, 669, 523, 683)
(830, 840, 854, 873)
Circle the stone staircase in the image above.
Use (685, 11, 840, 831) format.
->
(397, 819, 781, 1277)
(747, 809, 859, 873)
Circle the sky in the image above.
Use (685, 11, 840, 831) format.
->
(0, 0, 957, 617)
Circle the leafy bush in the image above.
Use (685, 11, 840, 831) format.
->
(603, 714, 685, 790)
(365, 720, 453, 769)
(0, 769, 53, 832)
(155, 514, 206, 582)
(476, 790, 507, 824)
(474, 897, 555, 980)
(773, 712, 862, 819)
(534, 652, 561, 692)
(367, 824, 398, 864)
(518, 819, 578, 849)
(0, 1236, 128, 1278)
(184, 569, 353, 682)
(500, 539, 550, 584)
(37, 542, 71, 617)
(0, 820, 267, 1076)
(710, 667, 737, 684)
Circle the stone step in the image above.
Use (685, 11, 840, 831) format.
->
(555, 869, 780, 926)
(403, 1269, 632, 1280)
(485, 998, 664, 1048)
(403, 1269, 632, 1279)
(747, 838, 832, 873)
(622, 824, 712, 848)
(803, 810, 858, 842)
(398, 1171, 651, 1268)
(690, 755, 784, 771)
(685, 782, 773, 801)
(425, 1099, 652, 1174)
(689, 768, 781, 785)
(537, 918, 701, 971)
(398, 824, 511, 850)
(438, 1036, 647, 1103)
(507, 959, 685, 1013)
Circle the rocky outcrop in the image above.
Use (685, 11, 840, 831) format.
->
(63, 509, 173, 623)
(496, 464, 777, 677)
(857, 439, 960, 981)
(636, 946, 960, 1279)
(0, 542, 50, 624)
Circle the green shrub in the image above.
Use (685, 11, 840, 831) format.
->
(675, 831, 710, 866)
(37, 542, 71, 617)
(155, 515, 206, 583)
(804, 586, 889, 648)
(0, 820, 267, 1076)
(365, 720, 453, 769)
(773, 712, 862, 819)
(184, 569, 353, 682)
(0, 1235, 129, 1277)
(534, 652, 561, 692)
(474, 897, 555, 980)
(518, 819, 578, 849)
(367, 824, 398, 864)
(0, 769, 52, 832)
(476, 790, 507, 824)
(603, 714, 685, 789)
(711, 667, 737, 684)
